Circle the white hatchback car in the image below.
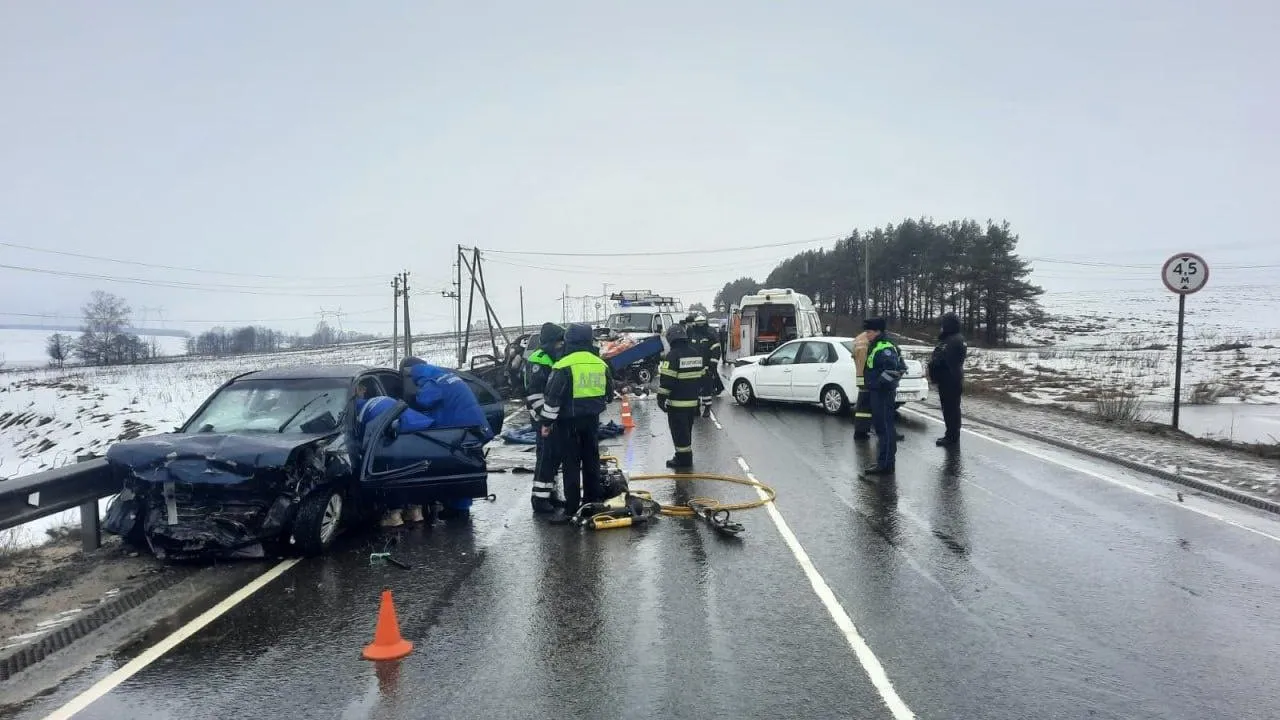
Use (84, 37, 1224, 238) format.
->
(728, 336, 929, 415)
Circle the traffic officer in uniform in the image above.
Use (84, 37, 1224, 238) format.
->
(540, 323, 613, 523)
(523, 322, 565, 513)
(657, 323, 705, 468)
(861, 318, 907, 477)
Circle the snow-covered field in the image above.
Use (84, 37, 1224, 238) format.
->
(0, 331, 502, 548)
(967, 284, 1280, 403)
(0, 329, 190, 368)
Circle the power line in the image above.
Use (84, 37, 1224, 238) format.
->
(469, 235, 841, 258)
(0, 240, 388, 281)
(481, 255, 779, 277)
(0, 263, 386, 297)
(0, 308, 389, 324)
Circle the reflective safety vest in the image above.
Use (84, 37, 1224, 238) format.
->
(553, 351, 608, 399)
(528, 349, 553, 368)
(866, 339, 898, 369)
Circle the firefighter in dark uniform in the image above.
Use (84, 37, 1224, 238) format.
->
(540, 323, 613, 523)
(685, 313, 719, 417)
(657, 323, 705, 468)
(861, 318, 907, 477)
(523, 322, 565, 513)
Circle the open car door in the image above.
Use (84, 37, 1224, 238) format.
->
(357, 371, 505, 503)
(359, 402, 490, 502)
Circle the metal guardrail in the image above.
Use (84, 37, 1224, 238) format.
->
(0, 457, 118, 552)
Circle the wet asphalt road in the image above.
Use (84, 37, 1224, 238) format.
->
(14, 394, 1280, 720)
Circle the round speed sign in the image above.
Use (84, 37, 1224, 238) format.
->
(1162, 253, 1209, 295)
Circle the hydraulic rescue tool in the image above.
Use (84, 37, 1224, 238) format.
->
(686, 499, 745, 538)
(571, 456, 775, 537)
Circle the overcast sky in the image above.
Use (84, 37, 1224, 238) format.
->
(2, 1, 1277, 337)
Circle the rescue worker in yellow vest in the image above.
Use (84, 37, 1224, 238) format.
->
(657, 323, 705, 468)
(851, 326, 874, 439)
(862, 318, 908, 477)
(540, 323, 613, 523)
(523, 322, 565, 514)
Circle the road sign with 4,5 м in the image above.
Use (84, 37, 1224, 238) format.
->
(1162, 253, 1209, 295)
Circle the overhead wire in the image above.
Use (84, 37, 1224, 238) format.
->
(0, 263, 386, 297)
(0, 240, 389, 281)
(467, 234, 842, 258)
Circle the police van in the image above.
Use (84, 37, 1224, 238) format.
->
(724, 288, 823, 363)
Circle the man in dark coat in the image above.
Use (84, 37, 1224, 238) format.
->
(928, 312, 968, 447)
(540, 323, 613, 522)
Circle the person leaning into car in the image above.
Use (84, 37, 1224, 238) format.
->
(354, 386, 431, 527)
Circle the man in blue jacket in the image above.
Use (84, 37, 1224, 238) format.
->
(399, 357, 493, 441)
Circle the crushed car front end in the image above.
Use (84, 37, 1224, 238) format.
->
(103, 432, 350, 560)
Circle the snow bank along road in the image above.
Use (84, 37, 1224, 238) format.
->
(11, 396, 1280, 720)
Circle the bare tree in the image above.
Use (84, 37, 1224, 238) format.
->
(76, 291, 137, 365)
(46, 333, 71, 368)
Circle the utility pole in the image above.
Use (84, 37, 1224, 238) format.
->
(562, 284, 569, 323)
(391, 276, 400, 365)
(401, 271, 412, 357)
(864, 237, 871, 317)
(520, 285, 525, 329)
(455, 247, 463, 366)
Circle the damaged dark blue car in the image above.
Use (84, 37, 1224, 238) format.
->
(102, 364, 506, 560)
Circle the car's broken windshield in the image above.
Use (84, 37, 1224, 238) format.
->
(184, 378, 349, 434)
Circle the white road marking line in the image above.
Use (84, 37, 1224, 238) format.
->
(708, 409, 723, 430)
(902, 407, 1280, 545)
(44, 558, 302, 720)
(736, 455, 916, 720)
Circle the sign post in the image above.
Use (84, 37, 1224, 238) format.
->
(1161, 252, 1209, 430)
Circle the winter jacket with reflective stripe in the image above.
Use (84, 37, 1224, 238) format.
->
(688, 322, 722, 364)
(865, 338, 907, 392)
(522, 348, 555, 418)
(658, 341, 705, 410)
(541, 348, 612, 426)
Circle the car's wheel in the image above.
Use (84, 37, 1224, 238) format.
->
(733, 379, 756, 406)
(293, 488, 343, 556)
(634, 364, 655, 386)
(821, 385, 848, 415)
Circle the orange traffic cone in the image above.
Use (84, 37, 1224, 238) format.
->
(362, 589, 413, 661)
(620, 394, 634, 430)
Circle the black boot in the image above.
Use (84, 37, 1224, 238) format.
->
(935, 437, 959, 447)
(531, 497, 556, 514)
(666, 455, 693, 470)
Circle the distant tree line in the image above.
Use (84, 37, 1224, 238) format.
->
(714, 218, 1044, 345)
(45, 292, 385, 367)
(185, 319, 378, 356)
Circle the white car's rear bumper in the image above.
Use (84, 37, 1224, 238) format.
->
(895, 378, 929, 403)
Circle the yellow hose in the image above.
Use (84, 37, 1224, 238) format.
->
(600, 455, 776, 518)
